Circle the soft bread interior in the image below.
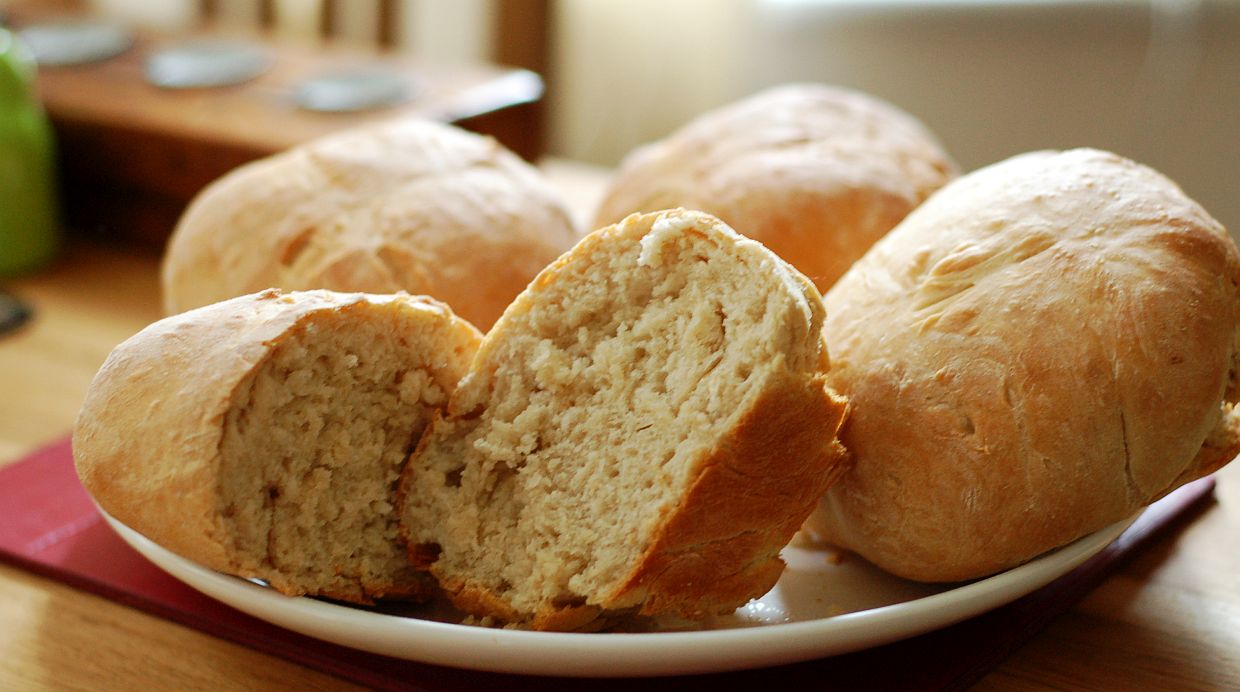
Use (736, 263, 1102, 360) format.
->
(402, 211, 826, 621)
(217, 301, 468, 602)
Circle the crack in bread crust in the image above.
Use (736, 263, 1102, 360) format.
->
(811, 149, 1240, 583)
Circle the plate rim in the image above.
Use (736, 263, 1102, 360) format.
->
(101, 510, 1135, 677)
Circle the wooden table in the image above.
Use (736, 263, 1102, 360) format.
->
(7, 2, 544, 247)
(1, 161, 1237, 690)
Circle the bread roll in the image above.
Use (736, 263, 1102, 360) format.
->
(161, 119, 578, 330)
(808, 148, 1240, 582)
(74, 289, 482, 603)
(593, 84, 956, 292)
(399, 209, 849, 630)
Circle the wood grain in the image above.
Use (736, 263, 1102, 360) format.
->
(0, 162, 1237, 689)
(977, 465, 1240, 691)
(0, 563, 364, 690)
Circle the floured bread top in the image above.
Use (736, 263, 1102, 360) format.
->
(811, 148, 1240, 582)
(594, 83, 957, 291)
(161, 118, 578, 330)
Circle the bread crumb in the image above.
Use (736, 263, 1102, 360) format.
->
(459, 615, 499, 628)
(638, 215, 696, 267)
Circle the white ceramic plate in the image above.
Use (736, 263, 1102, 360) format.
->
(103, 512, 1134, 677)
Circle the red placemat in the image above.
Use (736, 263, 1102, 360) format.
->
(0, 436, 1218, 691)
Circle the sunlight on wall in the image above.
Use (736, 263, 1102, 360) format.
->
(50, 0, 1240, 234)
(744, 0, 1240, 237)
(87, 0, 198, 30)
(548, 0, 752, 165)
(552, 0, 1239, 235)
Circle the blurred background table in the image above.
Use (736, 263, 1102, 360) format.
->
(4, 0, 547, 247)
(0, 160, 1238, 690)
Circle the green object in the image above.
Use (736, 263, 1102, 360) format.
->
(0, 28, 59, 276)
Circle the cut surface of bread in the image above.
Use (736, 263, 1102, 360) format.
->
(809, 148, 1240, 582)
(74, 289, 481, 603)
(594, 84, 956, 292)
(399, 209, 849, 630)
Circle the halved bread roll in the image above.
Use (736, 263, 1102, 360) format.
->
(399, 209, 849, 630)
(74, 289, 481, 603)
(809, 149, 1240, 582)
(594, 84, 957, 292)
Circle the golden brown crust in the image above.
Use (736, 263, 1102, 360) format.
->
(73, 289, 479, 602)
(161, 118, 579, 330)
(1173, 403, 1240, 489)
(810, 148, 1240, 582)
(608, 374, 849, 618)
(594, 84, 957, 292)
(417, 378, 849, 630)
(437, 577, 608, 632)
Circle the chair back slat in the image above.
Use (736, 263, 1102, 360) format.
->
(197, 0, 397, 47)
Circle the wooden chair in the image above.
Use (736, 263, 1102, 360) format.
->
(194, 0, 547, 72)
